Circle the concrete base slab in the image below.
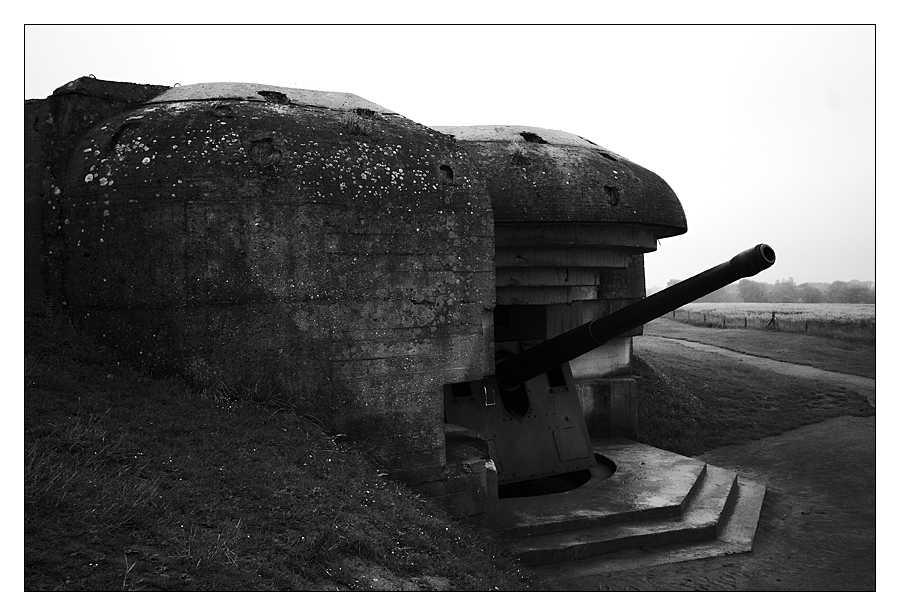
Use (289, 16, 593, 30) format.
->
(498, 438, 706, 538)
(498, 439, 766, 575)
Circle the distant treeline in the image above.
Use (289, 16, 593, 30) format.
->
(654, 278, 875, 304)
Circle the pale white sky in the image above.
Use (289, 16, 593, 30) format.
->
(24, 23, 876, 289)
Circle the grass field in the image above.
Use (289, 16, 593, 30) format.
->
(633, 317, 875, 456)
(642, 316, 875, 379)
(671, 302, 875, 343)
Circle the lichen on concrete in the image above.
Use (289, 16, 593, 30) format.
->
(56, 84, 495, 475)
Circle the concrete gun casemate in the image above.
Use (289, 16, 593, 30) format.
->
(25, 78, 776, 567)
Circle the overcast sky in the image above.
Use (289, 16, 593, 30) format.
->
(24, 24, 875, 289)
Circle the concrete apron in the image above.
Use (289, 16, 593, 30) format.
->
(499, 439, 765, 580)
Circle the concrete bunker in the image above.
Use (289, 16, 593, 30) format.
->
(29, 79, 496, 517)
(26, 78, 774, 564)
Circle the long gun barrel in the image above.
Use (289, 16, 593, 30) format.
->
(495, 243, 776, 390)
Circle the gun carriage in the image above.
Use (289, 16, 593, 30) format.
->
(445, 244, 776, 486)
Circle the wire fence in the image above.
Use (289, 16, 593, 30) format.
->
(669, 308, 875, 343)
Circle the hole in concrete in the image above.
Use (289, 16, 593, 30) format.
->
(450, 381, 472, 398)
(439, 164, 454, 183)
(257, 90, 289, 104)
(211, 103, 234, 118)
(498, 454, 615, 498)
(601, 152, 617, 161)
(603, 185, 620, 206)
(520, 131, 548, 144)
(546, 366, 567, 389)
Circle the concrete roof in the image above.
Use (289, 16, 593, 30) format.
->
(434, 125, 619, 155)
(149, 82, 395, 114)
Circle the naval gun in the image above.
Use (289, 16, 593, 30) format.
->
(444, 243, 776, 487)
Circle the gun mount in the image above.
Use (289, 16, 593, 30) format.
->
(444, 244, 776, 486)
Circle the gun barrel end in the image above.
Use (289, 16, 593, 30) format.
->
(757, 243, 776, 266)
(732, 243, 776, 278)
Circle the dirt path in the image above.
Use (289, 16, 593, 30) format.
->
(639, 334, 876, 406)
(555, 327, 877, 591)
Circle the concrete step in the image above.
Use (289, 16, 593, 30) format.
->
(504, 464, 741, 566)
(529, 477, 766, 584)
(497, 438, 708, 539)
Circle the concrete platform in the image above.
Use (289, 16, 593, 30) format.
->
(498, 439, 766, 576)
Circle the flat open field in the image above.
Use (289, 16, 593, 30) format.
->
(671, 302, 875, 342)
(642, 315, 875, 379)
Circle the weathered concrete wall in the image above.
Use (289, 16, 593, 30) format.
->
(436, 127, 685, 371)
(31, 80, 495, 475)
(434, 125, 687, 231)
(24, 101, 46, 302)
(25, 77, 171, 306)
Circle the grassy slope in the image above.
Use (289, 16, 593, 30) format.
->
(642, 317, 875, 379)
(24, 306, 540, 591)
(634, 318, 875, 457)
